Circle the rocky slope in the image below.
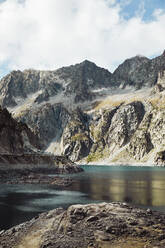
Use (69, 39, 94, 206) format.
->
(0, 106, 82, 174)
(1, 202, 165, 248)
(1, 51, 165, 165)
(112, 50, 165, 89)
(0, 106, 41, 154)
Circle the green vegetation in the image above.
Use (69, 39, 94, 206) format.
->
(90, 124, 102, 142)
(149, 95, 165, 110)
(71, 133, 88, 142)
(111, 149, 134, 163)
(86, 148, 109, 163)
(68, 120, 82, 128)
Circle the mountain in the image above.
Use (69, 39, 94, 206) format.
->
(0, 60, 113, 109)
(112, 51, 165, 89)
(1, 51, 165, 165)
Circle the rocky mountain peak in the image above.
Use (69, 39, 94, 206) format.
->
(112, 55, 150, 88)
(79, 59, 97, 67)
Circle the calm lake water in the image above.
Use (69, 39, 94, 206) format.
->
(1, 165, 165, 230)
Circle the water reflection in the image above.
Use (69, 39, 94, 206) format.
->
(1, 165, 165, 230)
(69, 166, 165, 208)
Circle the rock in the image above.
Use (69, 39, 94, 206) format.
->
(16, 103, 70, 149)
(86, 216, 98, 222)
(0, 155, 83, 184)
(154, 151, 165, 166)
(94, 230, 111, 241)
(1, 202, 165, 248)
(62, 107, 93, 161)
(1, 52, 165, 164)
(0, 106, 41, 154)
(106, 101, 145, 148)
(112, 51, 165, 89)
(112, 55, 150, 89)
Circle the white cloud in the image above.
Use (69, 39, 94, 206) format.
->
(0, 0, 165, 73)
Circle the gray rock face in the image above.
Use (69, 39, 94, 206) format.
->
(16, 103, 70, 148)
(0, 106, 41, 154)
(62, 108, 92, 161)
(0, 60, 113, 109)
(112, 55, 150, 88)
(128, 113, 154, 160)
(112, 51, 165, 89)
(106, 101, 145, 148)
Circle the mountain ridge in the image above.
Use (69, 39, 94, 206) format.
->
(1, 51, 165, 165)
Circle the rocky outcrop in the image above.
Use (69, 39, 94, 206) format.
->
(1, 202, 165, 248)
(16, 103, 70, 148)
(151, 70, 165, 94)
(0, 106, 83, 175)
(112, 55, 150, 89)
(128, 113, 154, 160)
(154, 151, 165, 166)
(112, 51, 165, 89)
(84, 101, 146, 163)
(62, 108, 92, 161)
(0, 155, 83, 183)
(0, 106, 41, 154)
(106, 101, 145, 148)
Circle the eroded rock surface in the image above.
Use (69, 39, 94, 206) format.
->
(1, 202, 165, 248)
(0, 106, 41, 154)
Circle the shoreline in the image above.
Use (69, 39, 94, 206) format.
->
(1, 202, 165, 248)
(77, 160, 163, 167)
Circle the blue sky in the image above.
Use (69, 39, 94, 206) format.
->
(118, 0, 165, 21)
(0, 0, 165, 78)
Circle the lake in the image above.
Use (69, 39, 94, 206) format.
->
(1, 165, 165, 230)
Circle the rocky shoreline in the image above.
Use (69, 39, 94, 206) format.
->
(0, 202, 165, 248)
(0, 154, 83, 185)
(0, 170, 73, 186)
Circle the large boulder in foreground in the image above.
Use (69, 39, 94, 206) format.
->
(0, 202, 165, 248)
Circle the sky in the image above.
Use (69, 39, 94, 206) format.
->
(0, 0, 165, 78)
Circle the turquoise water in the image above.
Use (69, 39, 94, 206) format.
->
(1, 165, 165, 229)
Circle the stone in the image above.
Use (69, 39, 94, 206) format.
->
(1, 202, 165, 248)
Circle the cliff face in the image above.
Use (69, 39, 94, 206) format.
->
(1, 52, 165, 165)
(0, 106, 41, 154)
(62, 108, 92, 161)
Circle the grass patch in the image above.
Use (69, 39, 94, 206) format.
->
(149, 96, 165, 110)
(111, 148, 137, 163)
(94, 94, 147, 111)
(71, 133, 88, 142)
(86, 149, 109, 163)
(94, 99, 124, 110)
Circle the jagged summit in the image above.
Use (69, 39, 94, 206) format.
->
(1, 51, 165, 164)
(79, 59, 96, 66)
(112, 51, 165, 89)
(0, 59, 114, 108)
